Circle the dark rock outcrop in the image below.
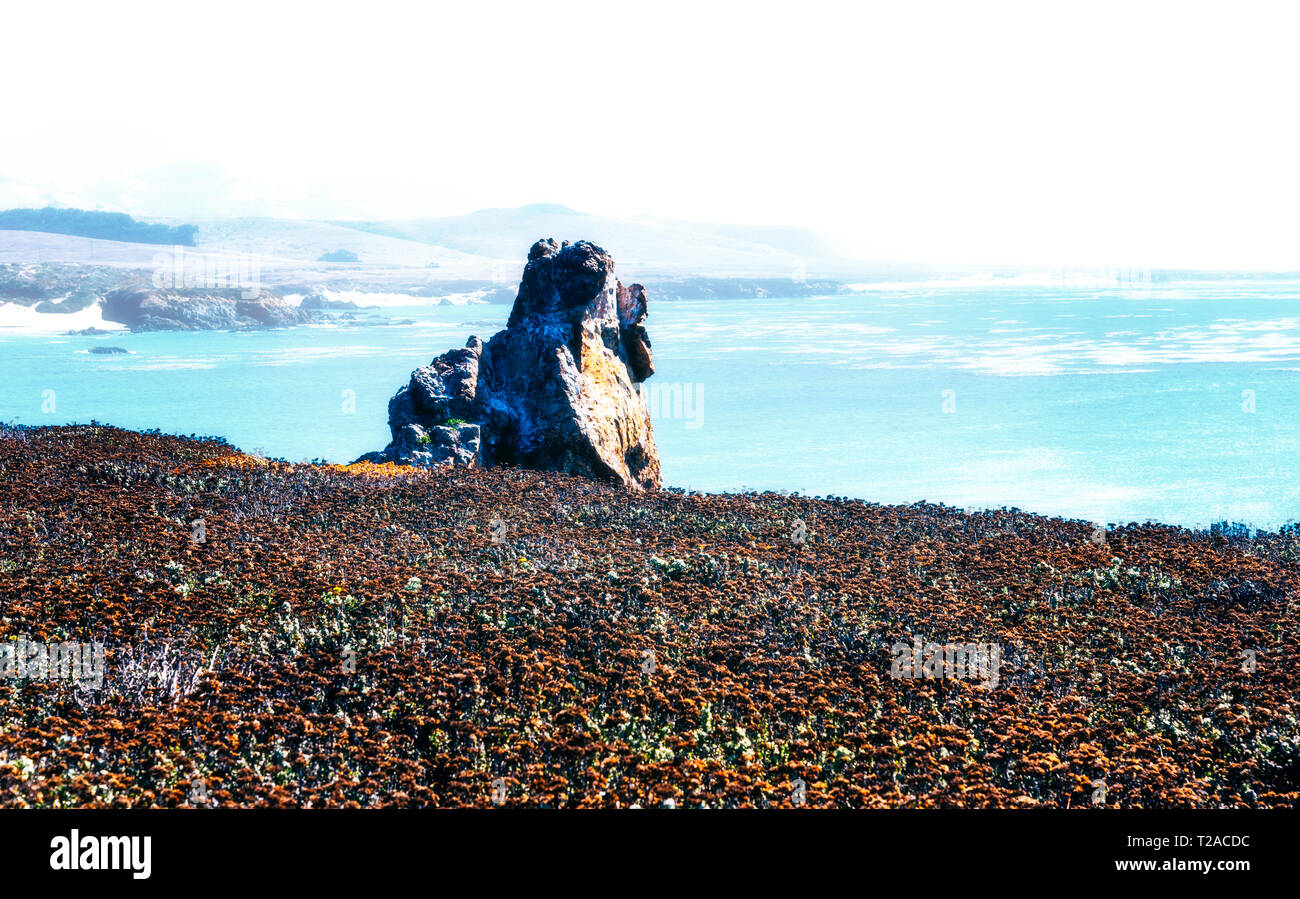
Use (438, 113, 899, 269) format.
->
(300, 292, 360, 311)
(101, 287, 318, 332)
(357, 239, 660, 489)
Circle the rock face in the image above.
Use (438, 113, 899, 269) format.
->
(101, 287, 318, 332)
(299, 292, 361, 311)
(358, 239, 660, 489)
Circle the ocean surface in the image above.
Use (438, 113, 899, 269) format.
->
(5, 277, 1300, 531)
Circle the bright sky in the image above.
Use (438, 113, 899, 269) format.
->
(2, 0, 1298, 268)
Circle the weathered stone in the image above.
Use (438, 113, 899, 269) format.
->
(617, 281, 654, 381)
(101, 286, 317, 331)
(358, 240, 660, 489)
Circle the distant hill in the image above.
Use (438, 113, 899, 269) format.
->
(0, 204, 878, 281)
(335, 204, 861, 276)
(0, 207, 197, 246)
(180, 217, 491, 271)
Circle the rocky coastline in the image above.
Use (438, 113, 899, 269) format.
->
(99, 285, 318, 332)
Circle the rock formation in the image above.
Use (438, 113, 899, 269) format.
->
(101, 286, 318, 331)
(357, 239, 660, 489)
(299, 292, 361, 311)
(0, 264, 320, 331)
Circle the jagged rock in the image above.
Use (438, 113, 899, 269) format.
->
(300, 292, 360, 310)
(617, 282, 654, 381)
(101, 287, 318, 332)
(357, 239, 660, 489)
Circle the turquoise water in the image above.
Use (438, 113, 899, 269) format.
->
(5, 279, 1300, 530)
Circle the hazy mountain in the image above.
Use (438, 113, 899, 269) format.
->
(0, 203, 877, 283)
(183, 217, 492, 270)
(337, 204, 861, 277)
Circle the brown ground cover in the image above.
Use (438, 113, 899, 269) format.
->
(0, 424, 1297, 807)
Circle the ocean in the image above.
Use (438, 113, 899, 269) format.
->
(4, 276, 1300, 531)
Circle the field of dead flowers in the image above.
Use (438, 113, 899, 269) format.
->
(0, 424, 1297, 807)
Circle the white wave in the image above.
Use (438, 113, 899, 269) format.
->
(253, 345, 386, 366)
(0, 301, 126, 335)
(844, 272, 1136, 292)
(296, 288, 491, 309)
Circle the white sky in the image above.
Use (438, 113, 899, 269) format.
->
(2, 0, 1298, 268)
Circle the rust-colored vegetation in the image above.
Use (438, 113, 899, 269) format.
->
(0, 425, 1297, 807)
